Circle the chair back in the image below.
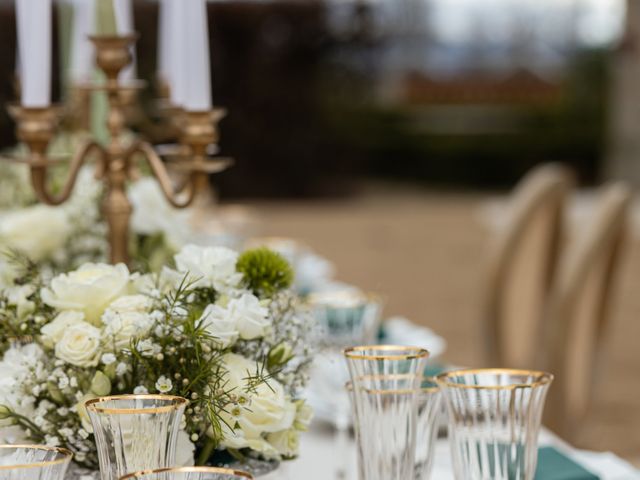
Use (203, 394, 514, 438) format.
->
(484, 163, 573, 368)
(544, 183, 631, 439)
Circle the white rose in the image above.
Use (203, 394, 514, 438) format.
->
(175, 430, 196, 466)
(108, 295, 152, 313)
(174, 245, 242, 291)
(267, 429, 300, 458)
(102, 309, 153, 350)
(0, 205, 69, 261)
(221, 354, 296, 442)
(218, 422, 279, 459)
(228, 293, 270, 340)
(129, 178, 190, 248)
(102, 295, 154, 349)
(199, 304, 239, 348)
(41, 263, 131, 324)
(55, 322, 101, 367)
(41, 311, 86, 347)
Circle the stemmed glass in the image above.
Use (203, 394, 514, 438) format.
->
(307, 289, 382, 479)
(119, 466, 253, 479)
(435, 369, 553, 480)
(0, 444, 73, 480)
(85, 394, 188, 480)
(344, 345, 429, 480)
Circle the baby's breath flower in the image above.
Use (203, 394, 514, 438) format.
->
(155, 376, 173, 393)
(134, 385, 149, 395)
(101, 353, 116, 365)
(115, 362, 128, 376)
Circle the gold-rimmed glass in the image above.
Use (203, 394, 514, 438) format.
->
(308, 290, 383, 480)
(0, 444, 73, 479)
(85, 394, 188, 480)
(344, 346, 429, 480)
(415, 378, 441, 480)
(435, 369, 553, 480)
(119, 466, 253, 479)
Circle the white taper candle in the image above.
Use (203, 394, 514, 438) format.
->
(16, 0, 52, 107)
(157, 0, 171, 84)
(69, 0, 96, 83)
(168, 0, 187, 106)
(183, 0, 212, 111)
(113, 0, 137, 81)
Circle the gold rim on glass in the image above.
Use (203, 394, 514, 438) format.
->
(435, 368, 554, 390)
(0, 444, 73, 470)
(344, 345, 429, 361)
(120, 466, 253, 479)
(307, 289, 381, 308)
(84, 394, 189, 414)
(346, 374, 439, 395)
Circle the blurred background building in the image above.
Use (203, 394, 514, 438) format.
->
(0, 0, 633, 196)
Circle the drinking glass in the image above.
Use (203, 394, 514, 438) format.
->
(435, 369, 553, 480)
(307, 290, 382, 479)
(119, 466, 252, 479)
(344, 346, 429, 480)
(415, 378, 441, 480)
(0, 444, 73, 480)
(85, 394, 188, 480)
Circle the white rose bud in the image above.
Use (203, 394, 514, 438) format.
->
(294, 400, 314, 431)
(55, 322, 101, 367)
(90, 372, 112, 396)
(267, 429, 300, 458)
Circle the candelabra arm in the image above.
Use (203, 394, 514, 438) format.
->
(128, 141, 198, 208)
(30, 141, 105, 206)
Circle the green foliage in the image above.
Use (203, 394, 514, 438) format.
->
(236, 248, 294, 297)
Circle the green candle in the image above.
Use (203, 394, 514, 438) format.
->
(95, 0, 117, 35)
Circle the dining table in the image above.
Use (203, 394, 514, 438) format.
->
(263, 421, 640, 480)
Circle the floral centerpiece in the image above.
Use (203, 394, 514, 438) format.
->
(0, 243, 315, 471)
(0, 161, 189, 274)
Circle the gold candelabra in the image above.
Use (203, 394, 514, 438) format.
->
(7, 34, 231, 265)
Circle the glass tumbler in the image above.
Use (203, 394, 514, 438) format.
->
(435, 369, 553, 480)
(119, 466, 253, 480)
(85, 394, 188, 480)
(0, 445, 73, 480)
(344, 346, 429, 480)
(415, 378, 441, 480)
(308, 290, 383, 479)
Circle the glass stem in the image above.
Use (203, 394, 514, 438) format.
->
(334, 411, 350, 479)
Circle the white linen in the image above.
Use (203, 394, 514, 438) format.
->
(263, 423, 640, 480)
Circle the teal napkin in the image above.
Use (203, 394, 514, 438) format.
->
(535, 447, 600, 480)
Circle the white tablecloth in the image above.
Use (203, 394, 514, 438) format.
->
(263, 423, 640, 480)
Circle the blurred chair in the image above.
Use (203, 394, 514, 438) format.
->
(483, 163, 574, 368)
(544, 183, 631, 440)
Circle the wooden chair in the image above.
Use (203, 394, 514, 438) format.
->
(483, 163, 574, 369)
(544, 183, 631, 440)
